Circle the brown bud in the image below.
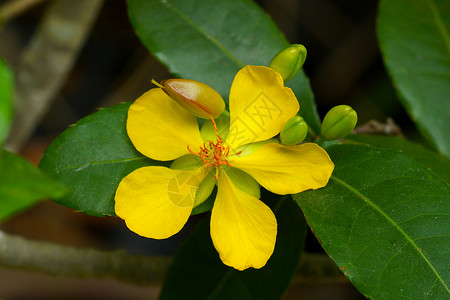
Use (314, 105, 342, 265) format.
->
(156, 79, 225, 119)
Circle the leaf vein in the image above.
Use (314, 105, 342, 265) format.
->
(53, 157, 147, 174)
(161, 0, 244, 68)
(427, 0, 450, 54)
(331, 175, 450, 293)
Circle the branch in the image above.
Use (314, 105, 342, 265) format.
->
(4, 0, 104, 152)
(0, 229, 348, 286)
(352, 118, 405, 138)
(0, 0, 46, 25)
(0, 230, 171, 285)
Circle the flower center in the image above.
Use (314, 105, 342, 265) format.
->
(188, 117, 240, 180)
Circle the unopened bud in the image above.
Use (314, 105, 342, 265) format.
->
(153, 79, 225, 119)
(269, 44, 307, 82)
(280, 116, 308, 145)
(321, 105, 358, 141)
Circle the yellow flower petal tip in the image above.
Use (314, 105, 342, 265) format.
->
(231, 143, 334, 195)
(227, 65, 299, 149)
(115, 166, 207, 240)
(127, 88, 204, 161)
(211, 170, 277, 271)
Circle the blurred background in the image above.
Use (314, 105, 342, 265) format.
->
(0, 0, 423, 298)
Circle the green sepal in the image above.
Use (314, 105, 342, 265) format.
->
(170, 155, 216, 212)
(226, 167, 260, 198)
(200, 110, 230, 142)
(170, 154, 202, 170)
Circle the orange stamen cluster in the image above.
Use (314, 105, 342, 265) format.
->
(188, 117, 239, 180)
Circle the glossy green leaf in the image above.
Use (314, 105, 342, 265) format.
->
(377, 0, 450, 158)
(0, 150, 66, 223)
(160, 196, 307, 300)
(0, 58, 13, 145)
(39, 103, 167, 216)
(345, 134, 450, 183)
(294, 144, 450, 299)
(127, 0, 321, 133)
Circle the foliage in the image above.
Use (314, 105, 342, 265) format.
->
(0, 150, 66, 223)
(377, 0, 450, 159)
(39, 103, 166, 216)
(0, 58, 13, 145)
(294, 142, 449, 298)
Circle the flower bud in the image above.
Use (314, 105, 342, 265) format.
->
(321, 105, 358, 141)
(269, 44, 307, 82)
(154, 79, 225, 119)
(280, 116, 308, 145)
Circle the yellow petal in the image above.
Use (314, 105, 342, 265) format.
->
(230, 143, 334, 195)
(211, 170, 277, 270)
(226, 65, 299, 149)
(127, 88, 204, 161)
(115, 166, 207, 239)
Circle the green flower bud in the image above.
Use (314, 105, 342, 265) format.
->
(280, 116, 308, 145)
(153, 79, 225, 119)
(269, 44, 307, 82)
(321, 105, 358, 141)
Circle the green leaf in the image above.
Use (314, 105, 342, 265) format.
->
(0, 150, 66, 223)
(39, 103, 167, 216)
(377, 0, 450, 158)
(127, 0, 321, 133)
(294, 144, 450, 299)
(0, 58, 13, 145)
(345, 134, 450, 183)
(160, 196, 307, 300)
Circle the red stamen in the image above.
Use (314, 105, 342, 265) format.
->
(210, 116, 218, 132)
(187, 145, 197, 155)
(186, 116, 235, 180)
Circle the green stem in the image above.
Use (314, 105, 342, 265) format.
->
(314, 137, 325, 146)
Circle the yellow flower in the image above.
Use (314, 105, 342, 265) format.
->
(115, 65, 334, 271)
